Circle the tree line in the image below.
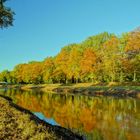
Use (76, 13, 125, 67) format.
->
(1, 31, 140, 84)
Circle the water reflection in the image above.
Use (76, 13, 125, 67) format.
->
(34, 112, 59, 126)
(0, 89, 140, 140)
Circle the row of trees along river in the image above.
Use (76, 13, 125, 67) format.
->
(1, 31, 140, 84)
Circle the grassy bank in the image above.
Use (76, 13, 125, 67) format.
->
(0, 95, 83, 140)
(21, 83, 140, 98)
(1, 82, 140, 98)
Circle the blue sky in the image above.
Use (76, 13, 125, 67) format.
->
(0, 0, 140, 71)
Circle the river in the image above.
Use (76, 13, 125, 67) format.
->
(0, 89, 140, 140)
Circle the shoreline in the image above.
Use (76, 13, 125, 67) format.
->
(0, 95, 84, 140)
(1, 83, 140, 98)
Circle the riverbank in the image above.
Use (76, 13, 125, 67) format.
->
(0, 95, 83, 140)
(1, 82, 140, 98)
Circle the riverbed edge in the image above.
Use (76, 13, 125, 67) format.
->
(1, 83, 140, 98)
(0, 94, 84, 140)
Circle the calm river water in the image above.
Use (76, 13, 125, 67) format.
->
(0, 89, 140, 140)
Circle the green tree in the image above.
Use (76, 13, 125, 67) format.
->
(0, 70, 12, 83)
(0, 0, 14, 28)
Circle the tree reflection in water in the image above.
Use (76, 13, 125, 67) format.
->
(1, 89, 140, 140)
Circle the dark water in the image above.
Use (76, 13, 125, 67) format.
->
(0, 89, 140, 140)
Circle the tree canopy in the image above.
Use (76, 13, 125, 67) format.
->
(1, 31, 140, 84)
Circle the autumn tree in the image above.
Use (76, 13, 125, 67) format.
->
(24, 62, 43, 84)
(67, 44, 83, 83)
(13, 64, 27, 83)
(125, 32, 140, 54)
(54, 45, 73, 83)
(80, 48, 97, 82)
(42, 57, 55, 83)
(101, 36, 121, 82)
(123, 32, 140, 81)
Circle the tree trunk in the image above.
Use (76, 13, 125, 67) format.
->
(133, 70, 136, 82)
(119, 70, 123, 82)
(64, 75, 67, 84)
(71, 76, 75, 83)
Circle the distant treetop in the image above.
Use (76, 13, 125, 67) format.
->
(132, 26, 140, 33)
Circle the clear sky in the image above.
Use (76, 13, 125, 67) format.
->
(0, 0, 140, 71)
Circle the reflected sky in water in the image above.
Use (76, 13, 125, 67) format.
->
(0, 89, 140, 140)
(34, 112, 59, 126)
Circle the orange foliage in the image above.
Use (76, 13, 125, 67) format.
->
(80, 48, 97, 74)
(125, 32, 140, 53)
